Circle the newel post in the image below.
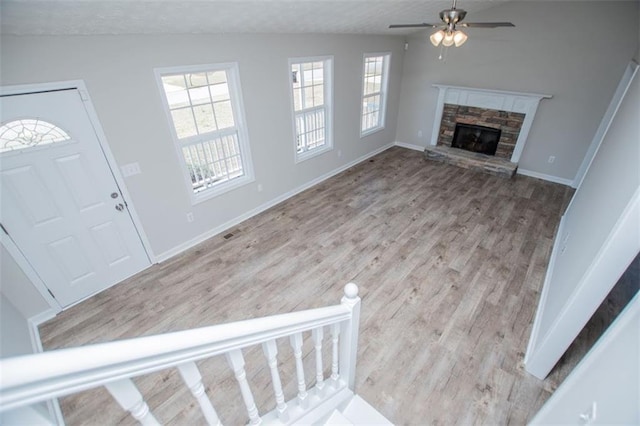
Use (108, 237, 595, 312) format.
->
(339, 282, 361, 391)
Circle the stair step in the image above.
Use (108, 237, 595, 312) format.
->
(325, 409, 354, 425)
(340, 395, 393, 425)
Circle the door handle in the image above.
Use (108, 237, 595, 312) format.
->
(115, 203, 125, 211)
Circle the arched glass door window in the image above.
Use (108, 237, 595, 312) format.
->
(0, 119, 71, 153)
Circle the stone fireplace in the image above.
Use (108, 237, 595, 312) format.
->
(425, 84, 551, 177)
(439, 104, 524, 159)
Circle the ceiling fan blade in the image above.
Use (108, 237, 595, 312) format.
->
(460, 22, 515, 28)
(389, 23, 439, 29)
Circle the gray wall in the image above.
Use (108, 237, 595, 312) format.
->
(395, 1, 639, 182)
(1, 34, 405, 258)
(0, 294, 33, 357)
(1, 245, 50, 318)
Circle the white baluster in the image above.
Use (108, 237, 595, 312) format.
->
(339, 283, 361, 391)
(226, 349, 261, 425)
(289, 333, 308, 409)
(177, 362, 222, 426)
(105, 379, 160, 426)
(261, 340, 289, 422)
(330, 323, 340, 386)
(312, 327, 325, 396)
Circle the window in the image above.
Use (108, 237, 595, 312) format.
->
(289, 57, 333, 162)
(155, 63, 254, 202)
(0, 119, 71, 153)
(361, 53, 390, 136)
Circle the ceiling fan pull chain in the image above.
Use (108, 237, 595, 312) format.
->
(439, 45, 449, 62)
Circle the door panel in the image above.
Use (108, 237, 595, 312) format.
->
(2, 165, 62, 226)
(0, 89, 150, 307)
(47, 236, 95, 283)
(90, 221, 130, 266)
(55, 153, 104, 210)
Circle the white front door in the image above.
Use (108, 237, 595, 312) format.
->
(0, 89, 150, 307)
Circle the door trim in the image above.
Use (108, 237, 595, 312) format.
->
(0, 80, 156, 312)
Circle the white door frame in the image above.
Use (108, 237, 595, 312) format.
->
(0, 80, 156, 312)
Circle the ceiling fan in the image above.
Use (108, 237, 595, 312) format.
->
(389, 0, 514, 47)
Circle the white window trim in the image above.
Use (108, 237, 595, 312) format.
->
(288, 55, 334, 164)
(360, 52, 391, 138)
(154, 62, 255, 205)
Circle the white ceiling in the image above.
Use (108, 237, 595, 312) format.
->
(0, 0, 515, 35)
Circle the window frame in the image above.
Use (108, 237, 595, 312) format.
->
(288, 55, 334, 163)
(154, 62, 254, 205)
(360, 52, 391, 138)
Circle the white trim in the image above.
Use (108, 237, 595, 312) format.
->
(156, 142, 394, 262)
(76, 83, 157, 263)
(154, 62, 256, 206)
(295, 141, 333, 164)
(288, 55, 334, 164)
(571, 60, 638, 189)
(517, 168, 573, 186)
(524, 214, 566, 365)
(360, 52, 391, 138)
(28, 309, 57, 353)
(430, 84, 552, 163)
(27, 310, 64, 425)
(0, 80, 155, 309)
(394, 141, 424, 152)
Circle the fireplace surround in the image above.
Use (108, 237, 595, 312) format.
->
(439, 104, 525, 160)
(426, 84, 552, 177)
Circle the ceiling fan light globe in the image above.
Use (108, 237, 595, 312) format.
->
(453, 30, 468, 47)
(430, 30, 445, 46)
(442, 31, 455, 47)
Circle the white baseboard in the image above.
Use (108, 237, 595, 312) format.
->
(28, 309, 57, 354)
(394, 141, 425, 152)
(156, 142, 395, 262)
(517, 168, 573, 186)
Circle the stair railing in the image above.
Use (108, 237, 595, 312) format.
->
(0, 283, 361, 425)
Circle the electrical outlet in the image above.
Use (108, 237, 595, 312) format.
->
(338, 149, 342, 158)
(257, 184, 263, 192)
(548, 156, 556, 164)
(186, 212, 194, 222)
(121, 162, 141, 177)
(418, 130, 423, 138)
(579, 401, 597, 424)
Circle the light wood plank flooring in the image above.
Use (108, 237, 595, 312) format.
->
(40, 147, 577, 425)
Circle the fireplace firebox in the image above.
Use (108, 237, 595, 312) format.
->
(451, 123, 502, 156)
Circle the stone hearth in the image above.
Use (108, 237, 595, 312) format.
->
(424, 145, 517, 178)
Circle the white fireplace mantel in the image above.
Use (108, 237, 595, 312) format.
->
(430, 84, 552, 163)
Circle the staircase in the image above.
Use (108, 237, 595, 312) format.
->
(0, 283, 392, 425)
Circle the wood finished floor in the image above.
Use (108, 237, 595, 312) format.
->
(40, 147, 577, 425)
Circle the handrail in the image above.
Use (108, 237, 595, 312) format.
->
(0, 301, 353, 412)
